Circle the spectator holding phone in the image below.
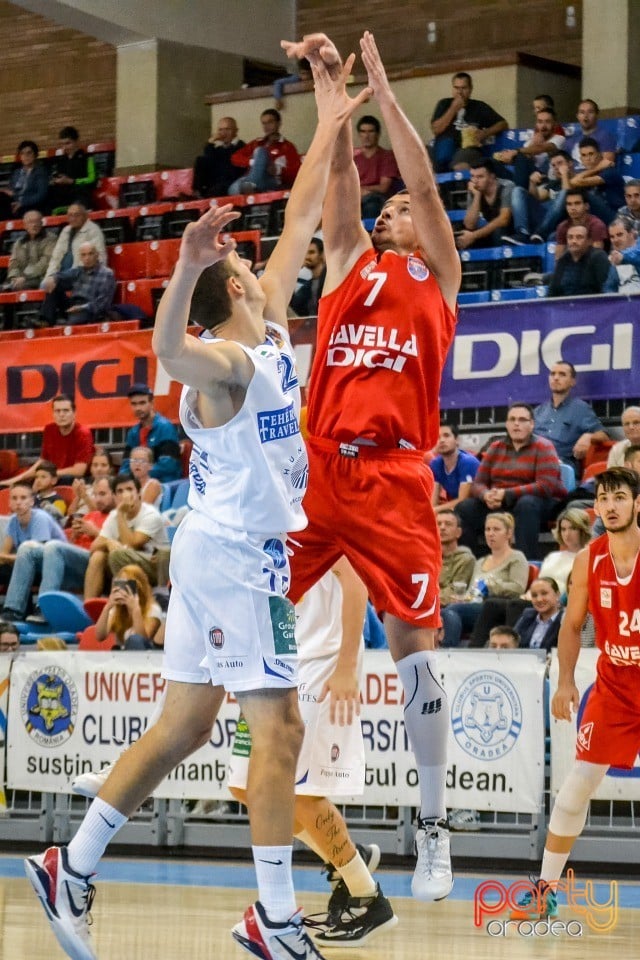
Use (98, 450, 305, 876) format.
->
(95, 564, 162, 650)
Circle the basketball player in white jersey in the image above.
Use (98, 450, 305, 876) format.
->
(24, 53, 371, 960)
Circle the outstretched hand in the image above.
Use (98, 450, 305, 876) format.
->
(178, 204, 241, 272)
(310, 52, 372, 127)
(281, 33, 343, 80)
(359, 31, 392, 101)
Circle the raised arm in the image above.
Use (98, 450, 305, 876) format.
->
(360, 32, 460, 312)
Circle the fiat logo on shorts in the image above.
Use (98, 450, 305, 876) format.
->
(209, 627, 225, 649)
(331, 744, 340, 762)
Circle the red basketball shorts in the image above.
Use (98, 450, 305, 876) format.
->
(576, 657, 640, 769)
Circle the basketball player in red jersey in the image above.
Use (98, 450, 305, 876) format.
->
(512, 466, 640, 921)
(281, 31, 461, 905)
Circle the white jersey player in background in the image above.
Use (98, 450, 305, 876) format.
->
(24, 52, 371, 960)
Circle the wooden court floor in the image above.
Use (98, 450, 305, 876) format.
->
(1, 855, 639, 959)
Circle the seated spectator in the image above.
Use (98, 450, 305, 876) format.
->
(272, 59, 312, 109)
(290, 237, 326, 316)
(32, 461, 67, 525)
(430, 423, 479, 512)
(0, 481, 66, 614)
(537, 506, 591, 596)
(40, 241, 116, 327)
(67, 446, 116, 515)
(456, 158, 529, 249)
(0, 140, 49, 220)
(3, 394, 94, 487)
(534, 360, 609, 473)
(437, 509, 475, 607)
(0, 476, 115, 623)
(0, 621, 21, 653)
(95, 564, 163, 650)
(553, 188, 608, 260)
(548, 224, 615, 297)
(456, 402, 565, 559)
(128, 446, 163, 507)
(513, 576, 563, 650)
(228, 109, 301, 194)
(618, 179, 640, 232)
(570, 137, 626, 225)
(441, 512, 529, 647)
(563, 99, 616, 168)
(487, 625, 520, 649)
(84, 473, 168, 598)
(42, 203, 106, 286)
(429, 71, 507, 172)
(48, 126, 97, 212)
(608, 217, 640, 293)
(4, 210, 56, 292)
(121, 383, 182, 482)
(192, 117, 246, 198)
(494, 107, 564, 190)
(353, 115, 400, 219)
(608, 406, 640, 466)
(526, 151, 575, 241)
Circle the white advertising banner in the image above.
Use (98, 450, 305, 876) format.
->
(550, 648, 640, 800)
(6, 650, 546, 811)
(0, 656, 10, 812)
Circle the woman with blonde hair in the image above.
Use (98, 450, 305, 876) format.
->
(540, 506, 591, 596)
(95, 564, 162, 650)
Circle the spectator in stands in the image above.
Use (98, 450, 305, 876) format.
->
(487, 625, 520, 649)
(42, 203, 106, 285)
(429, 71, 508, 172)
(526, 151, 576, 242)
(607, 407, 640, 466)
(0, 476, 115, 623)
(563, 99, 616, 168)
(534, 361, 609, 473)
(95, 563, 163, 650)
(32, 461, 67, 525)
(48, 126, 97, 212)
(537, 506, 591, 596)
(0, 481, 66, 611)
(441, 512, 529, 647)
(608, 216, 640, 293)
(513, 576, 563, 650)
(290, 237, 326, 316)
(455, 402, 566, 559)
(272, 58, 312, 110)
(570, 137, 626, 225)
(430, 422, 480, 512)
(0, 140, 49, 220)
(456, 158, 528, 249)
(618, 179, 640, 232)
(192, 116, 245, 198)
(128, 446, 163, 507)
(2, 394, 94, 487)
(40, 241, 116, 327)
(84, 473, 168, 598)
(0, 622, 20, 653)
(67, 447, 115, 515)
(4, 210, 56, 291)
(353, 115, 400, 219)
(553, 188, 608, 259)
(437, 509, 475, 607)
(228, 108, 301, 194)
(121, 384, 181, 482)
(494, 108, 564, 189)
(548, 223, 615, 297)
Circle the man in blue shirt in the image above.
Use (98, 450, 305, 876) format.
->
(570, 138, 626, 226)
(121, 383, 181, 482)
(0, 482, 66, 618)
(534, 361, 609, 474)
(563, 99, 616, 168)
(429, 423, 479, 511)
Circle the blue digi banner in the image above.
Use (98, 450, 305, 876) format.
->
(442, 294, 640, 409)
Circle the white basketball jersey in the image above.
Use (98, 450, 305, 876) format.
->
(180, 322, 308, 534)
(295, 570, 344, 662)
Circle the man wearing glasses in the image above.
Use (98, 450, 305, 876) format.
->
(0, 623, 20, 653)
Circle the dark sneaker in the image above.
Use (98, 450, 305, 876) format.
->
(232, 901, 326, 959)
(529, 233, 545, 243)
(510, 877, 558, 920)
(26, 610, 47, 624)
(1, 608, 24, 623)
(311, 843, 381, 930)
(412, 817, 453, 901)
(501, 233, 529, 246)
(314, 883, 398, 948)
(24, 845, 97, 960)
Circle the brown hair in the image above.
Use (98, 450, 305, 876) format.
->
(110, 564, 154, 641)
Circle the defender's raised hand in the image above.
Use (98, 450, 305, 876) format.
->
(359, 30, 392, 102)
(281, 32, 343, 80)
(311, 52, 371, 128)
(178, 203, 241, 272)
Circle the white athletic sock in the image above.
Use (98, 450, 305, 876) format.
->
(396, 651, 448, 821)
(252, 845, 296, 923)
(337, 848, 376, 898)
(540, 850, 571, 890)
(67, 797, 128, 876)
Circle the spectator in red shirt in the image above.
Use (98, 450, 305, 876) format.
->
(228, 108, 301, 195)
(455, 403, 566, 559)
(354, 115, 400, 219)
(3, 394, 94, 487)
(554, 188, 608, 260)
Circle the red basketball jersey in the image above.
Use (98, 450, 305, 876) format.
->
(306, 247, 457, 450)
(588, 534, 640, 667)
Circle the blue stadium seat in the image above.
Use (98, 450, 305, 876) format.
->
(457, 291, 490, 305)
(619, 153, 640, 178)
(617, 116, 640, 153)
(490, 286, 548, 302)
(560, 462, 577, 494)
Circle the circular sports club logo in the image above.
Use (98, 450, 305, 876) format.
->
(20, 665, 78, 748)
(451, 670, 522, 759)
